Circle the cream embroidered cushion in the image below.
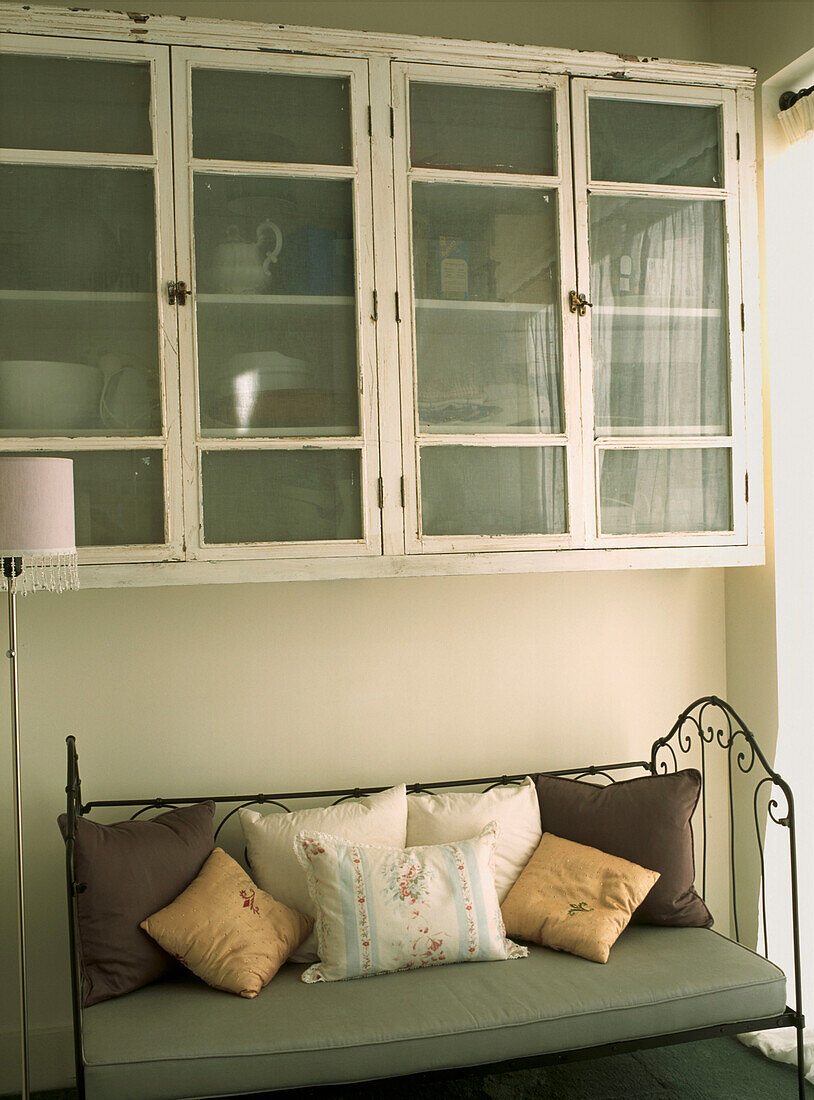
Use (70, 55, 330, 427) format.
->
(406, 777, 542, 901)
(140, 847, 312, 998)
(294, 822, 527, 983)
(240, 784, 408, 963)
(500, 833, 660, 964)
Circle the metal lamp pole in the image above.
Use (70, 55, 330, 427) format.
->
(5, 555, 30, 1100)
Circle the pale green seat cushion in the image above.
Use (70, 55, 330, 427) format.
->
(81, 926, 786, 1100)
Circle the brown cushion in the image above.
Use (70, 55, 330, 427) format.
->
(57, 802, 215, 1006)
(501, 833, 660, 963)
(534, 769, 712, 928)
(141, 848, 313, 998)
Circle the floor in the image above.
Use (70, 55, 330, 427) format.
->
(12, 1037, 813, 1099)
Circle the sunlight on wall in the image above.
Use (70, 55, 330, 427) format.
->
(757, 52, 814, 1063)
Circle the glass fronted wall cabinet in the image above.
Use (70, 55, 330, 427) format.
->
(0, 9, 761, 583)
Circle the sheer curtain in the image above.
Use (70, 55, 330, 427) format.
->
(591, 197, 730, 533)
(737, 109, 814, 1085)
(525, 304, 565, 532)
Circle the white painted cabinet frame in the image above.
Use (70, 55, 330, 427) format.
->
(170, 48, 381, 560)
(389, 63, 583, 555)
(0, 4, 763, 586)
(570, 78, 748, 549)
(0, 32, 183, 565)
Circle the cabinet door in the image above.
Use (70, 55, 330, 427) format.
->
(0, 35, 181, 562)
(572, 79, 745, 547)
(172, 49, 380, 559)
(391, 64, 581, 553)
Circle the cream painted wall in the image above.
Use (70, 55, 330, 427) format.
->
(2, 0, 745, 1090)
(709, 0, 814, 80)
(708, 0, 814, 744)
(708, 1, 814, 760)
(706, 1, 814, 949)
(708, 0, 814, 1006)
(8, 571, 727, 1089)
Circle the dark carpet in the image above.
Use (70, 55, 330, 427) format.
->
(11, 1038, 812, 1100)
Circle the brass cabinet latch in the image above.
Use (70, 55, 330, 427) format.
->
(568, 290, 592, 316)
(168, 280, 189, 306)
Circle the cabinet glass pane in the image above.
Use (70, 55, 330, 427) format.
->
(589, 196, 729, 437)
(589, 98, 722, 187)
(194, 174, 358, 437)
(410, 83, 555, 175)
(420, 445, 566, 536)
(0, 54, 152, 154)
(20, 449, 165, 546)
(598, 447, 731, 534)
(0, 164, 162, 436)
(201, 449, 362, 543)
(413, 183, 563, 434)
(191, 69, 351, 165)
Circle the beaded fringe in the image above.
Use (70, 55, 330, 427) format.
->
(0, 553, 79, 595)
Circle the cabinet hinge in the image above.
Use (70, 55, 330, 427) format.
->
(368, 105, 372, 137)
(736, 132, 740, 160)
(745, 471, 749, 503)
(390, 106, 395, 139)
(400, 476, 405, 508)
(395, 290, 401, 323)
(741, 303, 745, 331)
(372, 289, 378, 322)
(377, 477, 384, 509)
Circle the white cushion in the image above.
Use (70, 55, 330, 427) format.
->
(294, 822, 527, 983)
(240, 785, 408, 962)
(406, 777, 542, 902)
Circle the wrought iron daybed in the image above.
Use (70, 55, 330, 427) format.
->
(61, 696, 807, 1099)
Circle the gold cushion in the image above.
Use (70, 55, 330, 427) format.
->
(500, 833, 660, 963)
(141, 847, 312, 998)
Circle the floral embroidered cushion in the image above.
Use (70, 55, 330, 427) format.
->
(500, 833, 660, 964)
(293, 822, 527, 983)
(140, 847, 312, 998)
(240, 784, 408, 964)
(406, 777, 542, 902)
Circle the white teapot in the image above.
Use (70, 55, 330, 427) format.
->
(212, 219, 283, 294)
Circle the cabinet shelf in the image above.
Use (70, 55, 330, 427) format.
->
(416, 299, 547, 312)
(199, 426, 359, 439)
(593, 305, 723, 317)
(196, 294, 354, 306)
(0, 428, 160, 439)
(0, 290, 155, 302)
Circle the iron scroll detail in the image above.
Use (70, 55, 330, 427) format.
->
(649, 695, 805, 1099)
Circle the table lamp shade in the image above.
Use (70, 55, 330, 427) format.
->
(0, 457, 78, 594)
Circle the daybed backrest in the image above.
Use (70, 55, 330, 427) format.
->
(64, 695, 801, 996)
(64, 756, 653, 867)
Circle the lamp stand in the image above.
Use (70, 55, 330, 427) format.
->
(4, 556, 30, 1100)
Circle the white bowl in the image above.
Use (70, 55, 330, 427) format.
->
(224, 352, 316, 391)
(0, 360, 103, 432)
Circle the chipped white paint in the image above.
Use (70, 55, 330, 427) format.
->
(0, 7, 763, 584)
(78, 541, 765, 589)
(570, 78, 750, 548)
(735, 87, 765, 552)
(390, 63, 582, 555)
(0, 3, 756, 89)
(169, 47, 381, 561)
(0, 33, 184, 564)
